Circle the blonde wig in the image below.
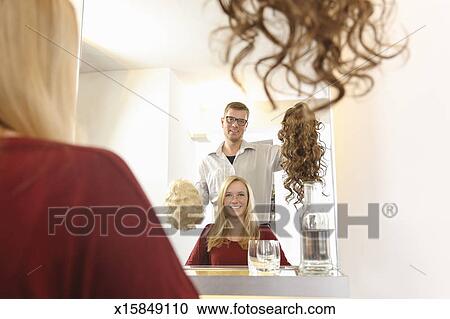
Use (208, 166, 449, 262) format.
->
(207, 176, 259, 251)
(278, 102, 327, 205)
(214, 0, 407, 110)
(165, 179, 204, 230)
(0, 0, 79, 142)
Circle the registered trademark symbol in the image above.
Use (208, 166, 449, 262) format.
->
(382, 203, 398, 218)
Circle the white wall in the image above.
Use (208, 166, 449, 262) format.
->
(168, 73, 197, 182)
(76, 68, 171, 205)
(165, 72, 202, 262)
(334, 0, 450, 297)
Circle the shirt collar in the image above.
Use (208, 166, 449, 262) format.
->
(211, 140, 255, 156)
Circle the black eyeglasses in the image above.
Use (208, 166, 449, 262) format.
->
(225, 116, 248, 126)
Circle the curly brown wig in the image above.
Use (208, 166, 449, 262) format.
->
(214, 0, 406, 110)
(277, 102, 327, 205)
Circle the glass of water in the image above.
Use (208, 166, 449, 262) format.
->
(248, 240, 281, 275)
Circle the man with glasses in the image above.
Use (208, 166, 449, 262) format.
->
(195, 102, 282, 223)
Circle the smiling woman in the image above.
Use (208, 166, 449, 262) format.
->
(186, 176, 290, 266)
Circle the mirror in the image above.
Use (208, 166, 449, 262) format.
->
(76, 0, 338, 268)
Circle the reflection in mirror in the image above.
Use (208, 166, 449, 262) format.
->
(185, 176, 291, 266)
(76, 0, 338, 268)
(165, 179, 204, 230)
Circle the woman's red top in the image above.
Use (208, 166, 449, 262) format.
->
(186, 224, 291, 266)
(0, 137, 198, 298)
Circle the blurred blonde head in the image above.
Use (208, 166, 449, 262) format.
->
(165, 179, 204, 230)
(207, 176, 259, 251)
(0, 0, 79, 142)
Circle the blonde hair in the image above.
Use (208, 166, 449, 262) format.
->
(165, 179, 204, 230)
(207, 176, 259, 251)
(0, 0, 79, 142)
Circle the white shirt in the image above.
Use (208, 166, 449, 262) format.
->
(195, 140, 282, 221)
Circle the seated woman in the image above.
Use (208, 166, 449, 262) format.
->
(186, 176, 290, 266)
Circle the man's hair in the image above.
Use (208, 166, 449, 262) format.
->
(224, 102, 250, 119)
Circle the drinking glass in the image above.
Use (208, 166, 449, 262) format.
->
(248, 240, 281, 275)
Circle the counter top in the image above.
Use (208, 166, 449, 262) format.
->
(185, 266, 349, 298)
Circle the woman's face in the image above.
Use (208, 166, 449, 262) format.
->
(223, 180, 248, 218)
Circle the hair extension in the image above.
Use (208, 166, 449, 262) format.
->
(278, 102, 327, 205)
(214, 0, 406, 110)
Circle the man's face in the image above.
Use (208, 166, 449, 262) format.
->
(221, 108, 248, 143)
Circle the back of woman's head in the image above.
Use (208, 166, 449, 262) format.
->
(278, 102, 327, 205)
(0, 0, 79, 142)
